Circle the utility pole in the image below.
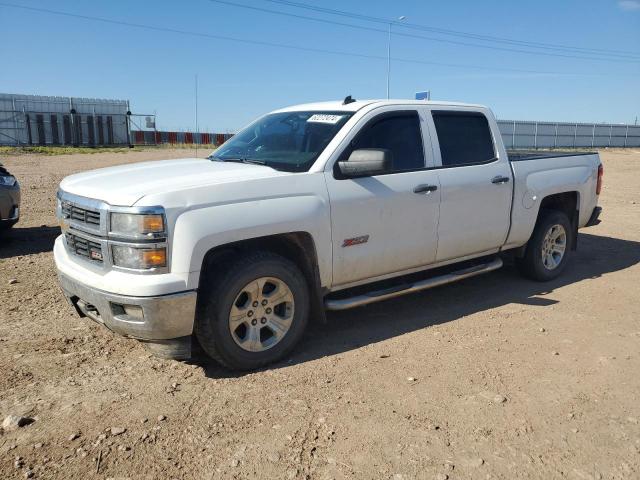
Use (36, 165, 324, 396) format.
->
(386, 16, 406, 99)
(195, 74, 199, 158)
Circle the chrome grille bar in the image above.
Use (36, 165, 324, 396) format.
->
(65, 232, 104, 263)
(61, 201, 101, 227)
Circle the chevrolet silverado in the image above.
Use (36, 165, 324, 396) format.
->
(54, 98, 603, 370)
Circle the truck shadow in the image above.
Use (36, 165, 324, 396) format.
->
(194, 232, 640, 378)
(0, 226, 61, 258)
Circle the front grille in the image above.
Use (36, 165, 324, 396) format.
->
(65, 232, 104, 263)
(61, 201, 100, 227)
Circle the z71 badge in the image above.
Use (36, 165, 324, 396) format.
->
(342, 235, 369, 248)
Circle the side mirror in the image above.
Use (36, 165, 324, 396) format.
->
(337, 149, 393, 178)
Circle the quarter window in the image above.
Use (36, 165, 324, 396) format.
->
(432, 112, 495, 167)
(343, 112, 425, 173)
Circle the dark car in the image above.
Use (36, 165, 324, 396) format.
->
(0, 164, 20, 230)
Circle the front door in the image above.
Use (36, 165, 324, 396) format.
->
(325, 109, 441, 287)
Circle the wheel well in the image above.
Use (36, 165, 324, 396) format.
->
(539, 191, 578, 218)
(198, 232, 326, 322)
(538, 191, 579, 249)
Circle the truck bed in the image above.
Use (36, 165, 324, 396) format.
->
(508, 150, 596, 162)
(504, 150, 601, 250)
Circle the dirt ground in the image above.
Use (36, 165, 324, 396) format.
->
(0, 148, 639, 480)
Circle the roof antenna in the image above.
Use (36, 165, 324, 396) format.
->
(343, 95, 356, 105)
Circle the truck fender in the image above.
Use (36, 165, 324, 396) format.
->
(170, 195, 333, 291)
(506, 165, 590, 248)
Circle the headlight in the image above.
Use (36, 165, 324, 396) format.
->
(110, 212, 165, 238)
(0, 175, 17, 187)
(112, 245, 167, 270)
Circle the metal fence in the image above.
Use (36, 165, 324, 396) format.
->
(137, 121, 640, 150)
(4, 93, 638, 150)
(131, 130, 234, 146)
(497, 120, 640, 149)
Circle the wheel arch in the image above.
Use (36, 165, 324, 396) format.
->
(513, 190, 580, 258)
(197, 232, 327, 323)
(537, 191, 579, 250)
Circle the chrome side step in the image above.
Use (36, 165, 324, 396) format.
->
(324, 257, 503, 311)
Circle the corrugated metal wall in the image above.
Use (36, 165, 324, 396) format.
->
(3, 93, 639, 149)
(497, 120, 640, 149)
(0, 93, 130, 146)
(135, 121, 640, 149)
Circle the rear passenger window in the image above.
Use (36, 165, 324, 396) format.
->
(432, 112, 495, 167)
(344, 112, 425, 173)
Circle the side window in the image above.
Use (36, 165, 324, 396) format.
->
(343, 112, 425, 173)
(432, 111, 495, 167)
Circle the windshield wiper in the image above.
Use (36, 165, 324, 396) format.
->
(214, 157, 275, 168)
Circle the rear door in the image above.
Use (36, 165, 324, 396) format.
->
(325, 108, 441, 287)
(429, 110, 512, 262)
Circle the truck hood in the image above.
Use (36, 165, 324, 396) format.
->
(59, 158, 287, 206)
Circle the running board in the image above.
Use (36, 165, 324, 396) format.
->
(324, 257, 503, 311)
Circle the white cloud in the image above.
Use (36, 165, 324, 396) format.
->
(618, 0, 640, 11)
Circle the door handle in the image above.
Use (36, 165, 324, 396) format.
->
(491, 175, 510, 184)
(413, 184, 438, 194)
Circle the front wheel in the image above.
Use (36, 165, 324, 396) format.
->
(517, 209, 573, 282)
(196, 251, 310, 370)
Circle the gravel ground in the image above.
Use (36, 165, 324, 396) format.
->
(0, 148, 639, 480)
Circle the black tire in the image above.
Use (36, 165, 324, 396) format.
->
(0, 221, 16, 231)
(195, 251, 310, 370)
(516, 209, 573, 282)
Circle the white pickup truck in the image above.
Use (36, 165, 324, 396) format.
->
(55, 98, 603, 370)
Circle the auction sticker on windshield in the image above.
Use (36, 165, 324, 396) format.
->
(307, 114, 345, 124)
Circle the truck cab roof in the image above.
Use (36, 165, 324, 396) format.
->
(274, 99, 486, 113)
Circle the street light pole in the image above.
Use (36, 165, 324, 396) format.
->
(386, 16, 406, 99)
(195, 73, 199, 158)
(386, 22, 391, 99)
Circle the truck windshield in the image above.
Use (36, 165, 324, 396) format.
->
(209, 111, 353, 172)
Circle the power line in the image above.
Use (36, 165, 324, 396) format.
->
(264, 0, 640, 59)
(211, 0, 640, 63)
(262, 0, 640, 60)
(0, 2, 611, 76)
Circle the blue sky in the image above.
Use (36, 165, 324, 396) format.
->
(1, 0, 639, 131)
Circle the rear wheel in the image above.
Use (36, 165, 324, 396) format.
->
(196, 251, 310, 370)
(517, 209, 572, 281)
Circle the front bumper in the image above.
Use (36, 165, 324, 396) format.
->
(57, 271, 197, 340)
